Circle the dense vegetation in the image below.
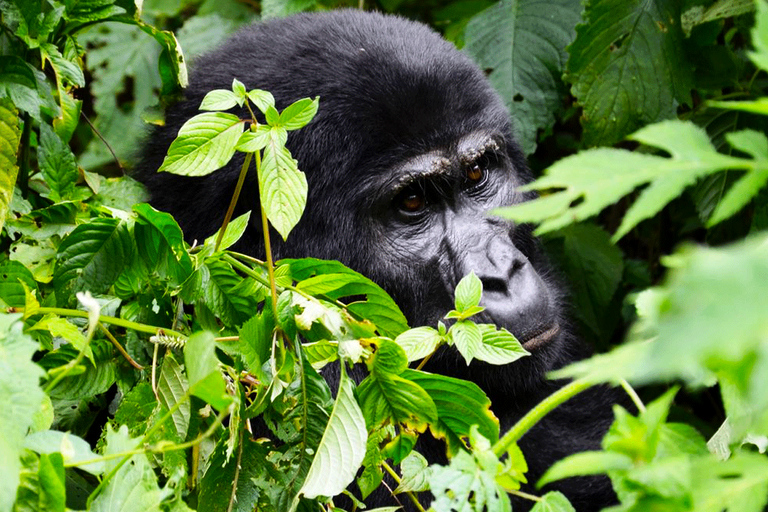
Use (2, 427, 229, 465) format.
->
(2, 0, 768, 511)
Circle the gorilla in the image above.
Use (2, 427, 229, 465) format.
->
(138, 9, 617, 511)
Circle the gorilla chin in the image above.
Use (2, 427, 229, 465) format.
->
(137, 9, 619, 511)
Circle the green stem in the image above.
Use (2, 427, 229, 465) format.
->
(493, 378, 593, 458)
(255, 149, 279, 315)
(20, 307, 186, 339)
(215, 152, 253, 252)
(620, 379, 645, 413)
(509, 489, 542, 502)
(381, 460, 426, 512)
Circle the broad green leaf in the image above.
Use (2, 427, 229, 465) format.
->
(394, 452, 430, 494)
(157, 353, 190, 439)
(531, 491, 576, 512)
(235, 124, 271, 152)
(279, 96, 319, 131)
(200, 89, 239, 110)
(37, 121, 77, 202)
(493, 120, 751, 239)
(158, 112, 242, 176)
(41, 43, 85, 88)
(691, 453, 768, 512)
(137, 20, 188, 91)
(0, 99, 20, 234)
(37, 452, 66, 512)
(0, 56, 58, 120)
(430, 448, 512, 512)
(0, 260, 37, 307)
(195, 261, 259, 327)
(454, 271, 482, 312)
(566, 0, 693, 146)
(134, 203, 193, 287)
(476, 324, 529, 365)
(184, 331, 231, 410)
(0, 314, 45, 512)
(286, 258, 409, 337)
(31, 316, 94, 367)
(38, 340, 120, 398)
(682, 0, 754, 35)
(710, 97, 768, 116)
(235, 308, 274, 379)
(450, 320, 482, 365)
(24, 430, 105, 475)
(300, 370, 367, 499)
(357, 340, 436, 432)
(464, 0, 582, 154)
(54, 218, 133, 294)
(232, 78, 246, 99)
(259, 141, 307, 240)
(403, 369, 499, 456)
(537, 451, 633, 487)
(395, 326, 442, 362)
(90, 425, 164, 512)
(247, 89, 275, 113)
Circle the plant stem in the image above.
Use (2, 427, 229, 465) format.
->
(19, 307, 186, 339)
(99, 323, 143, 369)
(509, 489, 542, 502)
(492, 378, 593, 458)
(226, 425, 245, 512)
(620, 379, 645, 413)
(215, 151, 253, 252)
(255, 149, 279, 315)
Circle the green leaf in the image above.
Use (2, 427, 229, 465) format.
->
(37, 452, 66, 512)
(235, 124, 271, 152)
(200, 89, 239, 111)
(750, 0, 768, 72)
(537, 451, 633, 488)
(287, 258, 409, 338)
(54, 218, 133, 294)
(450, 320, 482, 365)
(158, 112, 242, 176)
(184, 331, 231, 410)
(37, 122, 77, 202)
(236, 308, 274, 379)
(37, 339, 121, 396)
(454, 271, 482, 312)
(0, 56, 58, 120)
(247, 89, 275, 113)
(0, 260, 37, 307)
(0, 314, 46, 512)
(157, 353, 190, 439)
(464, 0, 582, 154)
(403, 369, 499, 456)
(231, 78, 246, 99)
(357, 340, 437, 432)
(531, 491, 576, 512)
(430, 447, 511, 512)
(90, 425, 165, 512)
(279, 97, 319, 131)
(197, 261, 259, 327)
(41, 43, 85, 88)
(134, 203, 193, 286)
(475, 324, 529, 365)
(203, 211, 251, 253)
(0, 99, 20, 234)
(259, 140, 307, 240)
(394, 326, 442, 362)
(198, 437, 269, 512)
(394, 452, 430, 494)
(24, 430, 105, 475)
(493, 120, 749, 239)
(566, 0, 693, 146)
(300, 370, 367, 499)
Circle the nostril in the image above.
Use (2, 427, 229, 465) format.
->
(480, 277, 508, 294)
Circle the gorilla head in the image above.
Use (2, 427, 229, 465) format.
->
(138, 10, 615, 510)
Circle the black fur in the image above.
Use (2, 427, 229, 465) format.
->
(138, 10, 617, 510)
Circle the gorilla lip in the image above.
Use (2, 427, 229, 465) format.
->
(521, 323, 560, 350)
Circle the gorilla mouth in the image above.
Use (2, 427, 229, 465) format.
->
(521, 323, 560, 350)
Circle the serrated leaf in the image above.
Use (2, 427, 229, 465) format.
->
(0, 314, 46, 512)
(279, 96, 319, 131)
(394, 452, 430, 494)
(0, 56, 58, 120)
(531, 491, 576, 512)
(200, 89, 239, 111)
(0, 260, 37, 307)
(134, 203, 193, 286)
(493, 120, 750, 239)
(158, 112, 242, 176)
(259, 141, 307, 240)
(235, 124, 271, 152)
(30, 315, 93, 366)
(464, 0, 581, 154)
(54, 218, 133, 294)
(566, 0, 693, 146)
(454, 271, 482, 312)
(0, 99, 20, 234)
(300, 370, 367, 498)
(394, 326, 442, 362)
(157, 353, 190, 439)
(476, 324, 529, 365)
(450, 320, 482, 365)
(403, 369, 499, 456)
(37, 122, 77, 201)
(198, 261, 258, 327)
(197, 437, 269, 512)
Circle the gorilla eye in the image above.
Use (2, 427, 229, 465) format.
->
(466, 163, 484, 183)
(399, 191, 426, 213)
